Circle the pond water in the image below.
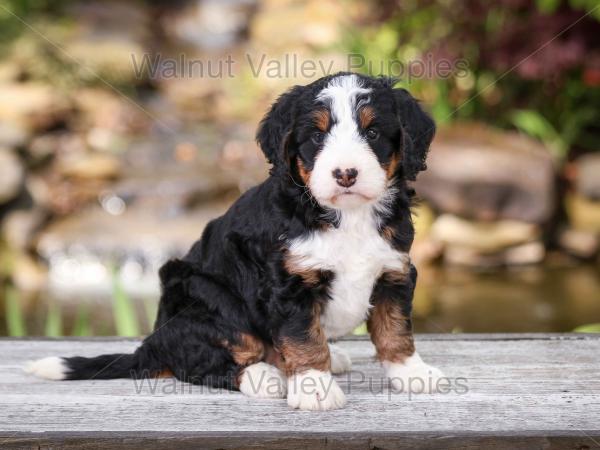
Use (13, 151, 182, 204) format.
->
(1, 262, 599, 336)
(413, 263, 600, 333)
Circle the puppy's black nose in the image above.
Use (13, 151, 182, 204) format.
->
(332, 168, 358, 188)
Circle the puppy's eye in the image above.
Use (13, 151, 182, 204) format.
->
(366, 128, 379, 140)
(312, 132, 325, 145)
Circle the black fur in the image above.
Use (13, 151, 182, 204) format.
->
(57, 73, 435, 390)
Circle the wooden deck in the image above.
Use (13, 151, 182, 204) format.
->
(1, 334, 599, 449)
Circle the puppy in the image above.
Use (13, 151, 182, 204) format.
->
(26, 72, 444, 411)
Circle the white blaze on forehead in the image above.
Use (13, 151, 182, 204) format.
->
(310, 74, 387, 209)
(317, 74, 371, 128)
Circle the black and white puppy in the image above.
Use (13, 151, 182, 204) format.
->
(26, 72, 443, 411)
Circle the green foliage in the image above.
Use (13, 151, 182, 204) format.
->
(510, 110, 566, 158)
(352, 322, 368, 335)
(574, 323, 600, 333)
(71, 304, 92, 336)
(341, 0, 600, 159)
(536, 0, 562, 13)
(0, 0, 72, 51)
(569, 0, 600, 19)
(44, 300, 62, 337)
(111, 269, 141, 337)
(4, 285, 26, 336)
(143, 297, 158, 330)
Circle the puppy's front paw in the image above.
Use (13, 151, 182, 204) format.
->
(328, 343, 352, 374)
(239, 362, 287, 399)
(287, 369, 346, 411)
(384, 353, 445, 394)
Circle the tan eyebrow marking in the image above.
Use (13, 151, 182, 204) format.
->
(313, 109, 330, 131)
(359, 106, 375, 128)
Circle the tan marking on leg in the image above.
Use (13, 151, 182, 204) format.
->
(367, 300, 415, 363)
(279, 303, 330, 376)
(153, 369, 174, 378)
(264, 343, 286, 372)
(230, 333, 265, 366)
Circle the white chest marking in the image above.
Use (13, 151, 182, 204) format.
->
(287, 207, 409, 339)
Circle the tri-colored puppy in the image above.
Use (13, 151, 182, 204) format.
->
(27, 72, 444, 410)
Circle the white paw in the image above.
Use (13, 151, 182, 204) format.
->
(329, 343, 352, 374)
(287, 369, 346, 411)
(238, 362, 287, 399)
(24, 356, 67, 380)
(384, 353, 445, 394)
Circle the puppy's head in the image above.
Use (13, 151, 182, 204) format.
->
(256, 73, 435, 210)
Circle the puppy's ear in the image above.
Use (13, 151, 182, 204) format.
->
(256, 85, 305, 170)
(393, 88, 435, 181)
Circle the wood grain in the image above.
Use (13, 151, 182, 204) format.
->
(1, 334, 599, 449)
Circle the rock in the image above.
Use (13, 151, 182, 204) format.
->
(430, 214, 541, 253)
(1, 207, 46, 250)
(251, 0, 343, 49)
(445, 241, 545, 267)
(73, 88, 149, 136)
(503, 242, 546, 265)
(558, 228, 599, 259)
(159, 76, 226, 122)
(0, 149, 24, 204)
(57, 153, 121, 180)
(27, 133, 64, 167)
(410, 239, 444, 265)
(163, 0, 256, 50)
(566, 193, 600, 233)
(0, 61, 21, 82)
(0, 122, 29, 148)
(415, 123, 556, 224)
(67, 1, 150, 39)
(0, 83, 71, 132)
(65, 38, 147, 86)
(574, 153, 600, 201)
(11, 253, 48, 293)
(36, 199, 231, 300)
(61, 1, 150, 86)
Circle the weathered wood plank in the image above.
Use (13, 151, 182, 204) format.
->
(1, 335, 599, 449)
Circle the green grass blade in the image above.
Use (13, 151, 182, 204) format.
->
(111, 271, 140, 337)
(72, 303, 92, 336)
(574, 323, 600, 333)
(44, 300, 63, 337)
(5, 285, 26, 337)
(352, 322, 368, 335)
(143, 297, 158, 333)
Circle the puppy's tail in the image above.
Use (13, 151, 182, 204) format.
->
(24, 344, 164, 381)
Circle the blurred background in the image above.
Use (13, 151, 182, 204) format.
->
(0, 0, 599, 337)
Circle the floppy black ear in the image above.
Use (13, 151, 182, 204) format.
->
(256, 85, 305, 170)
(393, 88, 436, 181)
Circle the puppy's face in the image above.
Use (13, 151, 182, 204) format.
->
(257, 73, 435, 211)
(295, 76, 400, 209)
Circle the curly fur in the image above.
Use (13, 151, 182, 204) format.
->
(26, 72, 438, 410)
